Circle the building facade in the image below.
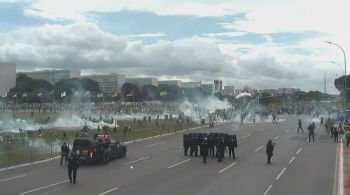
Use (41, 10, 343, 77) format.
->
(82, 73, 125, 95)
(223, 86, 235, 96)
(125, 78, 158, 89)
(0, 62, 16, 95)
(158, 80, 182, 88)
(201, 84, 215, 95)
(214, 80, 223, 94)
(22, 69, 81, 84)
(182, 81, 201, 88)
(277, 88, 300, 95)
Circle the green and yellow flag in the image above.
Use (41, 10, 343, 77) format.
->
(160, 91, 167, 97)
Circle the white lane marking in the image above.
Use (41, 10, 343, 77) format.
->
(146, 141, 164, 147)
(254, 145, 264, 152)
(296, 148, 302, 155)
(0, 156, 60, 172)
(20, 180, 69, 195)
(288, 156, 295, 165)
(263, 185, 273, 195)
(125, 156, 151, 165)
(339, 141, 344, 195)
(98, 187, 120, 195)
(168, 159, 191, 169)
(285, 129, 290, 133)
(276, 167, 287, 181)
(273, 136, 280, 141)
(218, 162, 237, 174)
(0, 174, 26, 183)
(242, 134, 251, 139)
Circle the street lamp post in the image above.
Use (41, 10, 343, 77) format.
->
(325, 41, 347, 111)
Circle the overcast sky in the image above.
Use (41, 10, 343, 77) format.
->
(0, 0, 349, 93)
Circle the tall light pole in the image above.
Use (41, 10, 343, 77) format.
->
(325, 41, 347, 111)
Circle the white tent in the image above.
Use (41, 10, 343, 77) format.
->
(236, 92, 252, 99)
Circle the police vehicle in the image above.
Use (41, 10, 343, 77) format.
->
(72, 132, 126, 164)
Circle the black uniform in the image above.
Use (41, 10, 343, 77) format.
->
(208, 134, 215, 157)
(60, 143, 69, 166)
(217, 137, 225, 162)
(183, 134, 190, 156)
(266, 140, 274, 164)
(67, 152, 80, 184)
(228, 135, 236, 159)
(201, 138, 209, 163)
(297, 119, 303, 133)
(308, 124, 315, 142)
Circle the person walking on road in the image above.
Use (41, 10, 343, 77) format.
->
(346, 127, 350, 147)
(67, 151, 80, 184)
(297, 119, 303, 133)
(266, 140, 275, 164)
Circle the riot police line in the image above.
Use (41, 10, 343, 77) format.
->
(183, 133, 238, 163)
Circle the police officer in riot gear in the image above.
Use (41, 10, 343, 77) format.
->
(228, 135, 236, 159)
(201, 137, 209, 163)
(217, 136, 225, 162)
(183, 134, 190, 156)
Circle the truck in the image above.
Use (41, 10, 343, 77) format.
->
(72, 132, 126, 164)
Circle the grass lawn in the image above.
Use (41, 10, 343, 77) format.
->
(0, 111, 201, 168)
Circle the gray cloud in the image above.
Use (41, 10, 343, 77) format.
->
(0, 21, 336, 92)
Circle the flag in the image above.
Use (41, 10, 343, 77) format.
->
(37, 93, 42, 97)
(97, 93, 104, 98)
(61, 91, 66, 98)
(160, 91, 167, 97)
(112, 92, 118, 98)
(83, 91, 90, 96)
(22, 93, 28, 97)
(127, 90, 134, 97)
(12, 94, 17, 98)
(2, 93, 7, 98)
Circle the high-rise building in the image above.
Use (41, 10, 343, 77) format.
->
(125, 78, 158, 89)
(158, 80, 182, 88)
(21, 69, 80, 84)
(214, 80, 223, 94)
(223, 86, 235, 96)
(0, 62, 16, 95)
(82, 73, 125, 95)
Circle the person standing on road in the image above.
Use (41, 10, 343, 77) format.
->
(67, 151, 80, 184)
(308, 123, 315, 142)
(297, 119, 303, 133)
(60, 142, 69, 166)
(217, 137, 225, 162)
(201, 137, 209, 163)
(183, 134, 190, 156)
(228, 135, 236, 159)
(266, 140, 275, 164)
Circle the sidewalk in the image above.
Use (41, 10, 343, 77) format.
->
(343, 139, 350, 195)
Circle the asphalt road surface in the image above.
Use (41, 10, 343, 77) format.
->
(0, 116, 339, 195)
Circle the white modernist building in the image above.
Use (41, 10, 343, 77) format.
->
(201, 84, 215, 95)
(0, 62, 16, 95)
(22, 69, 81, 84)
(82, 73, 125, 95)
(126, 77, 158, 89)
(158, 80, 182, 88)
(182, 81, 201, 89)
